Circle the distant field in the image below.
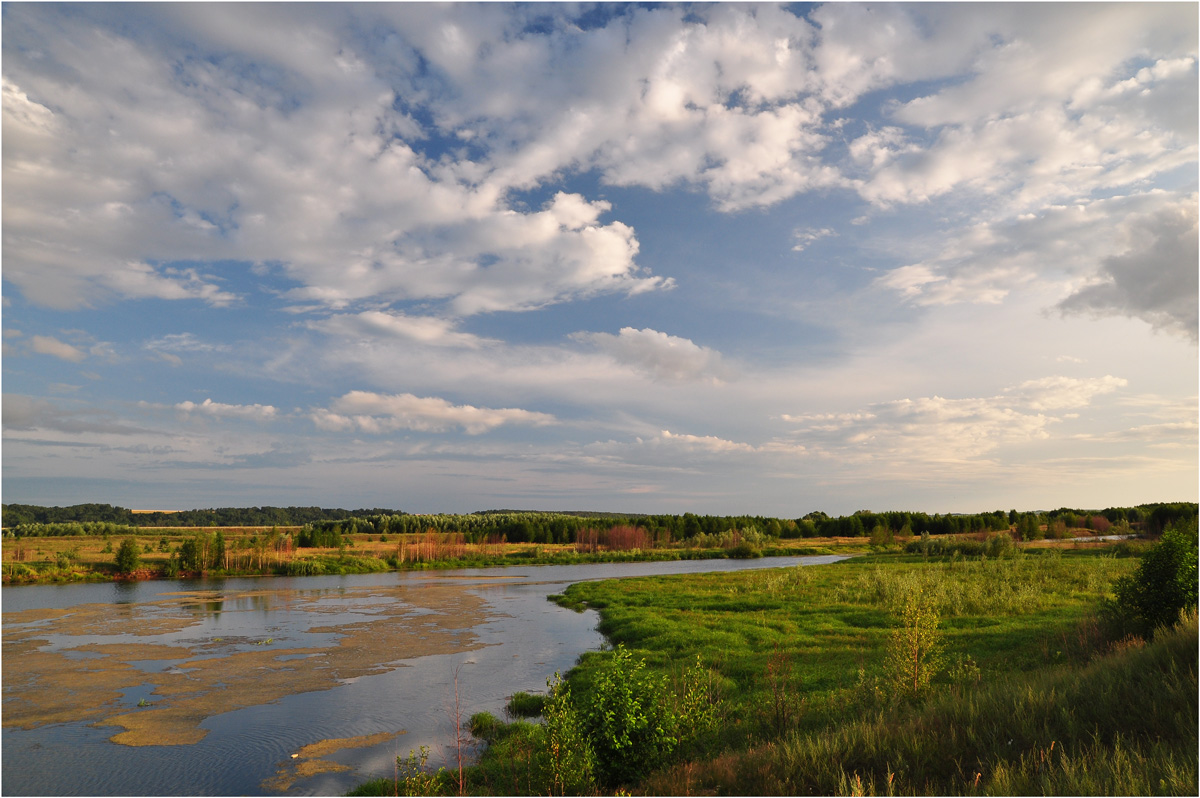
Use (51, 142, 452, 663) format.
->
(1, 524, 1135, 585)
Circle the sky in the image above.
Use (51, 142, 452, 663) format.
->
(2, 2, 1197, 517)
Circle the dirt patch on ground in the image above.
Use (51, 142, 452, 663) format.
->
(3, 584, 493, 747)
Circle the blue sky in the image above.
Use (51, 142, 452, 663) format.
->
(3, 2, 1197, 515)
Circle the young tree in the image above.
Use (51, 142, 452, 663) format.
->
(114, 537, 141, 574)
(886, 586, 944, 696)
(579, 645, 679, 789)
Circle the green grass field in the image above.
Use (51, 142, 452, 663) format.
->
(448, 546, 1197, 796)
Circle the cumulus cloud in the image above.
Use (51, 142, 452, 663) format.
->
(2, 3, 1194, 325)
(0, 7, 670, 317)
(782, 374, 1130, 464)
(874, 191, 1198, 340)
(855, 5, 1197, 209)
(1004, 376, 1128, 412)
(176, 398, 278, 422)
(29, 335, 87, 363)
(311, 390, 557, 435)
(1058, 198, 1199, 341)
(308, 311, 494, 349)
(571, 327, 732, 382)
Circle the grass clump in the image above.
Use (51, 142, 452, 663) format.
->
(504, 691, 546, 718)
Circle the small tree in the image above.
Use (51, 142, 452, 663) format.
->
(580, 645, 679, 789)
(540, 673, 595, 795)
(886, 586, 944, 696)
(114, 537, 141, 574)
(1105, 520, 1198, 638)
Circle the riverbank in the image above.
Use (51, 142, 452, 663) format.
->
(0, 531, 866, 585)
(359, 543, 1196, 796)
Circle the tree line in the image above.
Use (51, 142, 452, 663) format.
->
(4, 502, 1194, 546)
(0, 503, 401, 529)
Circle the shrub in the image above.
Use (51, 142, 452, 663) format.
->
(540, 674, 595, 795)
(395, 746, 446, 796)
(726, 541, 762, 559)
(579, 645, 680, 789)
(114, 537, 141, 574)
(885, 586, 944, 697)
(1104, 519, 1198, 638)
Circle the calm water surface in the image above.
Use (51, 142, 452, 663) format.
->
(2, 556, 845, 796)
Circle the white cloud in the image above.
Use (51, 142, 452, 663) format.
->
(874, 191, 1198, 340)
(3, 4, 1194, 322)
(792, 227, 836, 252)
(656, 429, 756, 454)
(311, 390, 557, 435)
(143, 333, 229, 366)
(1, 395, 152, 436)
(29, 335, 87, 363)
(782, 374, 1129, 465)
(1004, 375, 1128, 411)
(176, 398, 278, 422)
(571, 327, 732, 382)
(308, 311, 494, 349)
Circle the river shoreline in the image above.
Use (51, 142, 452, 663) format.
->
(1, 537, 860, 586)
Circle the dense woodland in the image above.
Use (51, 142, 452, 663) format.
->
(3, 501, 1195, 547)
(0, 503, 398, 528)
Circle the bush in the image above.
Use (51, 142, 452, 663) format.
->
(1104, 520, 1198, 638)
(726, 541, 762, 559)
(578, 645, 681, 789)
(114, 537, 141, 574)
(885, 585, 944, 697)
(540, 674, 595, 795)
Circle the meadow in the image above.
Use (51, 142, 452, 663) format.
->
(354, 534, 1196, 796)
(0, 527, 860, 583)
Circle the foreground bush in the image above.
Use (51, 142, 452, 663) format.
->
(1104, 519, 1198, 638)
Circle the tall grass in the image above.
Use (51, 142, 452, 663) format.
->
(545, 549, 1195, 795)
(645, 611, 1197, 795)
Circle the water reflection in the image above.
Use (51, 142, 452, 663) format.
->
(113, 579, 139, 604)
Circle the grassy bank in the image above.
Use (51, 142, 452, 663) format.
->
(1, 530, 859, 584)
(431, 545, 1195, 795)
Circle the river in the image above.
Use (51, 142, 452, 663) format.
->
(2, 555, 845, 796)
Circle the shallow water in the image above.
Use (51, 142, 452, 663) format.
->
(2, 555, 845, 796)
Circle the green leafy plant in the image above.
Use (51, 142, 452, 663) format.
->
(579, 645, 680, 789)
(1104, 519, 1198, 638)
(540, 673, 595, 795)
(395, 746, 445, 797)
(885, 586, 944, 697)
(114, 537, 141, 574)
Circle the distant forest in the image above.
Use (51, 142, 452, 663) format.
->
(3, 502, 1196, 546)
(0, 504, 398, 529)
